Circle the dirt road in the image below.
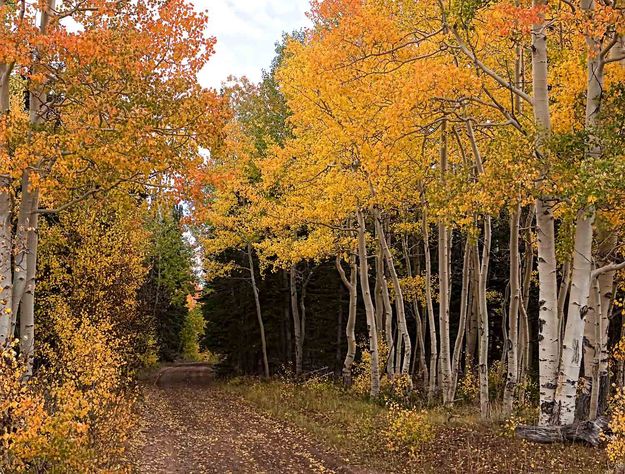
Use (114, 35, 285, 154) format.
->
(133, 365, 367, 473)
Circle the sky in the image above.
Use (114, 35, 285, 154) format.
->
(194, 0, 312, 89)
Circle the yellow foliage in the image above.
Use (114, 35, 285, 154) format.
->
(383, 402, 435, 459)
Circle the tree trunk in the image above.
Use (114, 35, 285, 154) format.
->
(403, 236, 428, 385)
(356, 209, 380, 397)
(290, 265, 303, 377)
(476, 217, 492, 419)
(0, 177, 11, 346)
(504, 202, 521, 414)
(451, 238, 472, 401)
(376, 211, 411, 377)
(423, 216, 438, 402)
(518, 206, 534, 400)
(555, 211, 594, 424)
(19, 190, 39, 379)
(337, 254, 358, 385)
(515, 417, 608, 446)
(438, 121, 452, 404)
(536, 199, 559, 425)
(247, 243, 269, 378)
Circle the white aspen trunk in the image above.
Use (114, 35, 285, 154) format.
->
(588, 277, 601, 420)
(247, 243, 269, 378)
(536, 199, 560, 424)
(466, 282, 478, 373)
(375, 247, 385, 333)
(531, 0, 561, 426)
(554, 212, 594, 424)
(0, 179, 11, 346)
(518, 207, 534, 398)
(450, 238, 472, 401)
(299, 269, 312, 374)
(0, 31, 11, 346)
(477, 217, 492, 419)
(378, 247, 394, 376)
(376, 212, 412, 377)
(466, 120, 490, 418)
(557, 261, 572, 364)
(423, 216, 438, 402)
(503, 202, 521, 414)
(290, 265, 303, 377)
(438, 121, 452, 404)
(554, 3, 604, 422)
(337, 254, 358, 385)
(356, 210, 380, 397)
(403, 236, 428, 384)
(595, 254, 615, 415)
(19, 190, 39, 378)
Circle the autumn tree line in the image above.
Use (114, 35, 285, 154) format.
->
(0, 0, 219, 469)
(192, 0, 625, 439)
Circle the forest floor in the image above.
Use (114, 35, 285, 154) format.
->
(131, 364, 371, 473)
(131, 365, 610, 473)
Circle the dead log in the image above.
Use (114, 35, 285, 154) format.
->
(515, 417, 608, 447)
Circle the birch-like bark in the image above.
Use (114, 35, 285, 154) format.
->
(19, 190, 39, 378)
(356, 209, 380, 397)
(403, 236, 428, 384)
(555, 211, 594, 424)
(0, 177, 11, 346)
(438, 121, 452, 403)
(557, 261, 572, 364)
(290, 265, 303, 377)
(503, 202, 521, 414)
(247, 243, 269, 378)
(376, 212, 411, 377)
(476, 217, 492, 419)
(423, 216, 438, 402)
(588, 277, 602, 420)
(466, 120, 490, 418)
(337, 254, 358, 385)
(518, 207, 534, 395)
(554, 0, 606, 422)
(595, 269, 613, 415)
(530, 0, 561, 426)
(0, 23, 11, 345)
(378, 246, 394, 375)
(450, 238, 472, 401)
(375, 245, 385, 333)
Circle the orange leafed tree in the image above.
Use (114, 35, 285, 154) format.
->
(0, 0, 226, 374)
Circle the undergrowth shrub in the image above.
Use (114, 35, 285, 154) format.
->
(383, 402, 435, 459)
(0, 314, 136, 473)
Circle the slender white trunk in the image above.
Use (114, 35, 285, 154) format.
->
(290, 265, 303, 377)
(587, 276, 601, 420)
(376, 212, 411, 377)
(337, 254, 358, 385)
(0, 36, 11, 345)
(403, 237, 428, 384)
(356, 210, 380, 397)
(19, 190, 39, 378)
(438, 123, 452, 403)
(503, 202, 521, 414)
(476, 217, 492, 419)
(0, 177, 11, 346)
(247, 243, 269, 378)
(450, 238, 472, 401)
(423, 216, 438, 402)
